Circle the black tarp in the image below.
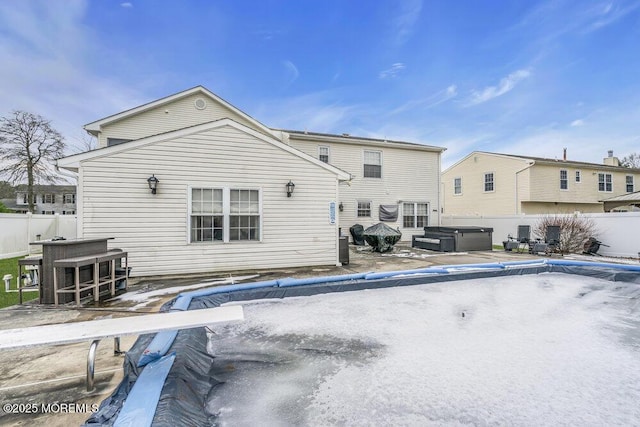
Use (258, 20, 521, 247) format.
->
(363, 223, 402, 252)
(349, 224, 365, 246)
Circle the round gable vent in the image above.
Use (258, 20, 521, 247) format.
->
(194, 98, 207, 110)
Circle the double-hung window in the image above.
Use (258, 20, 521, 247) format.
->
(454, 177, 462, 195)
(403, 202, 428, 228)
(43, 194, 55, 204)
(484, 173, 494, 192)
(63, 193, 75, 204)
(318, 146, 330, 163)
(357, 201, 371, 217)
(598, 173, 612, 192)
(190, 188, 261, 243)
(363, 150, 382, 178)
(229, 189, 260, 241)
(560, 170, 568, 190)
(627, 176, 634, 193)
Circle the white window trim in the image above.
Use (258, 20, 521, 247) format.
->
(453, 177, 462, 195)
(483, 172, 495, 193)
(597, 172, 613, 192)
(560, 169, 568, 191)
(402, 201, 429, 229)
(626, 175, 635, 193)
(356, 200, 372, 217)
(187, 186, 263, 244)
(318, 145, 330, 163)
(363, 149, 383, 179)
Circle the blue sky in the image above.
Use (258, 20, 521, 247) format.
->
(1, 0, 639, 169)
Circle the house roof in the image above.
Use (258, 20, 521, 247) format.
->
(83, 86, 277, 138)
(60, 118, 352, 181)
(599, 190, 640, 211)
(14, 184, 76, 192)
(84, 85, 444, 155)
(447, 151, 640, 173)
(283, 129, 446, 153)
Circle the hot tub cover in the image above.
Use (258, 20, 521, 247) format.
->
(363, 223, 402, 253)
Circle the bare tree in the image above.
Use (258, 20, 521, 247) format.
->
(534, 215, 598, 254)
(0, 111, 65, 212)
(621, 152, 640, 169)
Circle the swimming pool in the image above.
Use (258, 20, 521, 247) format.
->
(87, 260, 640, 426)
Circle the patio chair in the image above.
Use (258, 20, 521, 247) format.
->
(503, 225, 530, 253)
(530, 225, 561, 255)
(516, 225, 531, 253)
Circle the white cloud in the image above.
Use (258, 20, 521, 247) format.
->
(379, 63, 406, 79)
(120, 2, 133, 8)
(389, 84, 457, 115)
(392, 0, 423, 45)
(0, 1, 146, 155)
(466, 69, 532, 106)
(570, 119, 585, 127)
(282, 60, 300, 85)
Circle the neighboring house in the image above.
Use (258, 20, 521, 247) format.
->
(11, 185, 77, 215)
(442, 151, 640, 215)
(66, 86, 444, 277)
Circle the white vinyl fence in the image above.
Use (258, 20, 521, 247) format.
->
(0, 213, 77, 259)
(442, 212, 640, 259)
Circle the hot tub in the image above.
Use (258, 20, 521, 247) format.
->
(423, 226, 493, 251)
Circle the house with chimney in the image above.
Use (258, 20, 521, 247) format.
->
(442, 150, 640, 215)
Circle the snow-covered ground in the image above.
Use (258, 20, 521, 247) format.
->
(206, 273, 640, 426)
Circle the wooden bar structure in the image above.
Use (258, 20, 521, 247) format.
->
(29, 238, 127, 305)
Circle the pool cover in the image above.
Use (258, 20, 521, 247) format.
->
(84, 260, 640, 426)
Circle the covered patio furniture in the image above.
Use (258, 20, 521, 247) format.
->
(363, 223, 402, 253)
(530, 225, 561, 255)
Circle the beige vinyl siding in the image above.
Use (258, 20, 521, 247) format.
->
(442, 153, 530, 215)
(81, 125, 339, 277)
(97, 93, 263, 148)
(527, 165, 640, 212)
(288, 137, 441, 239)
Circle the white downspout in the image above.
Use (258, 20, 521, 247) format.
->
(514, 161, 535, 214)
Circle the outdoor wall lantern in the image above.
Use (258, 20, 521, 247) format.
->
(339, 202, 344, 212)
(286, 180, 295, 197)
(147, 174, 159, 194)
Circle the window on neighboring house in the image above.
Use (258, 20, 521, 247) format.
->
(598, 173, 612, 192)
(357, 201, 371, 217)
(560, 170, 568, 190)
(229, 189, 260, 241)
(107, 138, 132, 147)
(190, 188, 261, 243)
(63, 193, 75, 204)
(43, 194, 55, 204)
(62, 210, 76, 215)
(403, 202, 428, 228)
(575, 170, 581, 183)
(627, 176, 634, 193)
(41, 211, 54, 215)
(454, 177, 462, 195)
(21, 194, 37, 204)
(363, 150, 382, 178)
(484, 173, 494, 192)
(318, 146, 330, 163)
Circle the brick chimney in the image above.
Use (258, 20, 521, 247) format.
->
(603, 150, 620, 166)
